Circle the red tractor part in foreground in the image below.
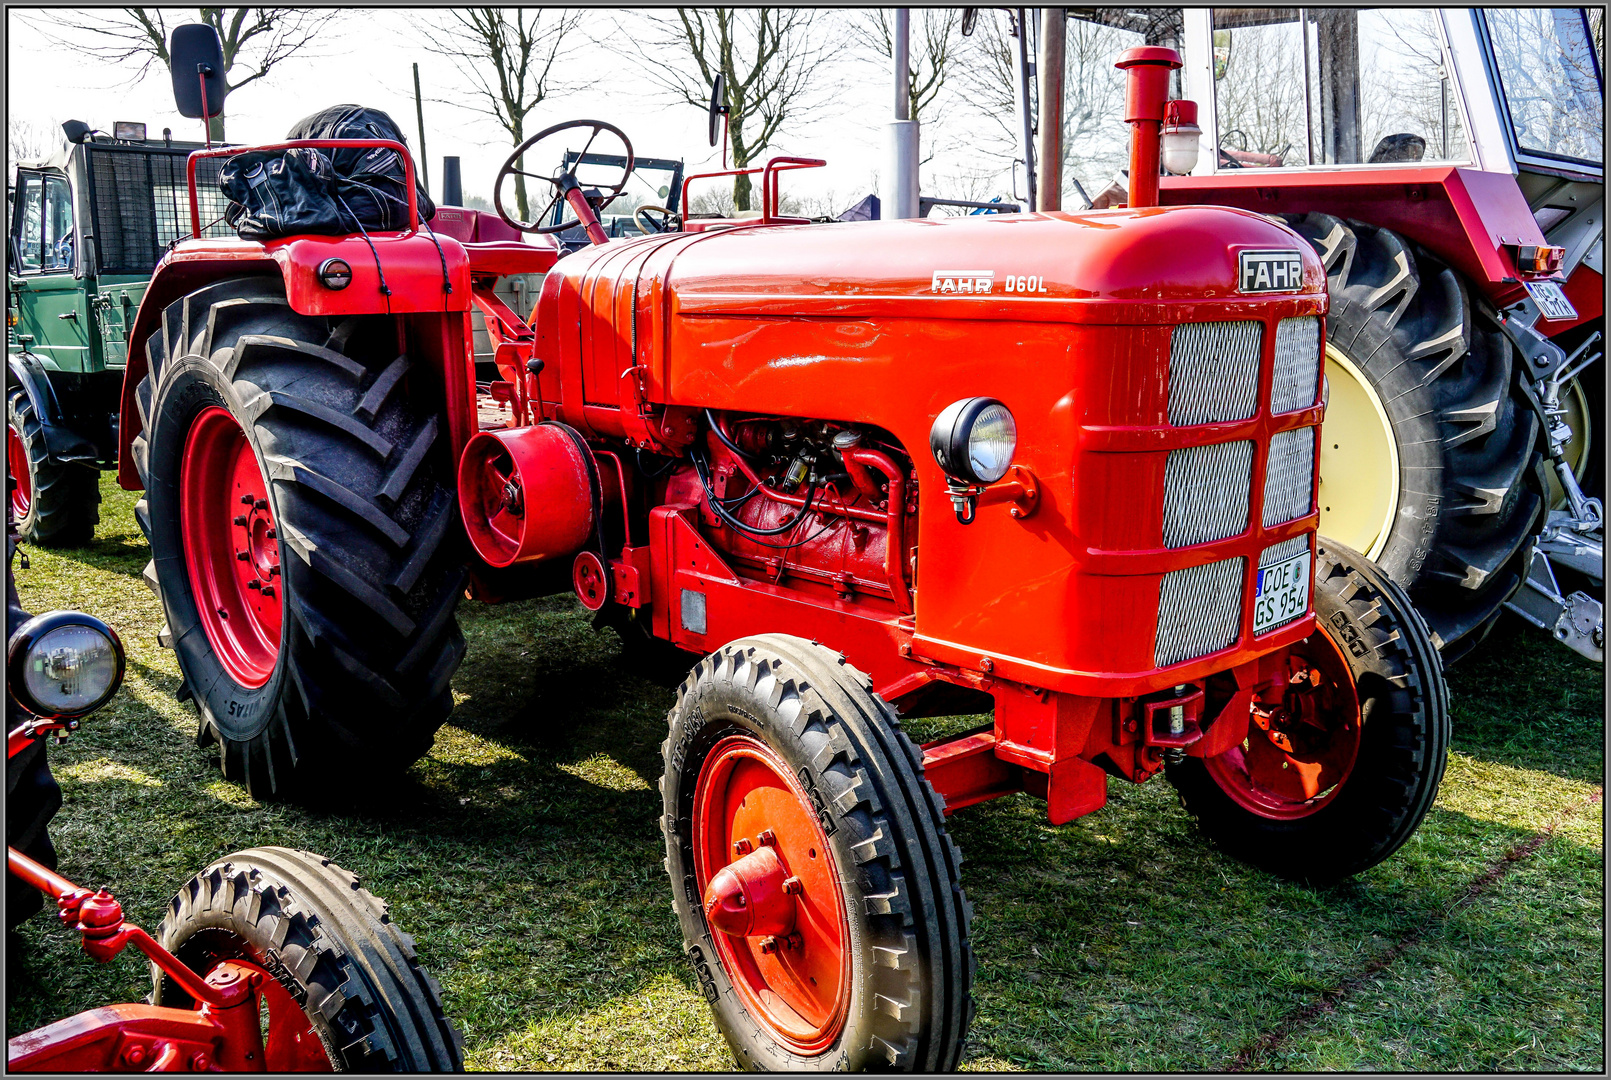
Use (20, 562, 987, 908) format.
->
(113, 30, 1450, 1070)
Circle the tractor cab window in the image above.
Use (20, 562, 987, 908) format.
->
(12, 174, 44, 272)
(42, 176, 76, 273)
(1212, 8, 1469, 168)
(1059, 8, 1185, 206)
(1484, 8, 1603, 166)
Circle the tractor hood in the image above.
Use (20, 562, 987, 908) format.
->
(655, 206, 1327, 313)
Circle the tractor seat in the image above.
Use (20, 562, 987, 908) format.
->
(1368, 133, 1426, 163)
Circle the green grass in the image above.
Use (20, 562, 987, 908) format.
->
(6, 473, 1604, 1071)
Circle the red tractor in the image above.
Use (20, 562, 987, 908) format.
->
(113, 27, 1448, 1070)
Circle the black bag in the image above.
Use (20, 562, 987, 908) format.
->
(220, 105, 435, 240)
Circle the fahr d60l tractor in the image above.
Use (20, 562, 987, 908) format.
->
(116, 27, 1449, 1070)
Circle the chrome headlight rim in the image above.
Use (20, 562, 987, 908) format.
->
(930, 396, 1017, 486)
(6, 610, 126, 720)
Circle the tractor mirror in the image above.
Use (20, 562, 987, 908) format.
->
(707, 73, 727, 148)
(170, 23, 227, 119)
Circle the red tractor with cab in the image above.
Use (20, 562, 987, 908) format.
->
(112, 26, 1449, 1070)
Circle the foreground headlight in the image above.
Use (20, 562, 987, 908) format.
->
(931, 397, 1017, 485)
(7, 612, 125, 719)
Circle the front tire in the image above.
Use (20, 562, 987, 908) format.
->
(152, 847, 463, 1071)
(661, 636, 974, 1071)
(135, 277, 467, 798)
(1166, 541, 1450, 883)
(6, 387, 99, 548)
(1287, 214, 1545, 658)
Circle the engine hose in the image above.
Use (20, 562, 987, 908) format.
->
(694, 451, 824, 541)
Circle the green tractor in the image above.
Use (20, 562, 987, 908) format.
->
(6, 121, 229, 546)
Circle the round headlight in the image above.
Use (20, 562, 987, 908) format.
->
(7, 612, 125, 720)
(930, 397, 1017, 485)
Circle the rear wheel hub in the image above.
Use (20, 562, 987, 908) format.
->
(7, 421, 30, 519)
(180, 406, 282, 688)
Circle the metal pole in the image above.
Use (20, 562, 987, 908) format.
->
(894, 8, 911, 120)
(413, 62, 430, 197)
(883, 8, 920, 219)
(1011, 9, 1038, 211)
(1037, 8, 1065, 210)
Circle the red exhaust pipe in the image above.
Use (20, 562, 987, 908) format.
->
(1115, 46, 1183, 209)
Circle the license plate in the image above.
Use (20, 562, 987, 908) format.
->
(1525, 279, 1578, 322)
(1254, 550, 1311, 635)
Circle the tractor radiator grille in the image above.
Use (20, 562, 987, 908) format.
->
(1155, 556, 1246, 667)
(1262, 427, 1316, 527)
(1162, 440, 1254, 548)
(1167, 321, 1263, 426)
(1260, 534, 1311, 567)
(1270, 316, 1322, 414)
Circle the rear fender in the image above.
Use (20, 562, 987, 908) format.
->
(116, 234, 472, 490)
(6, 352, 98, 464)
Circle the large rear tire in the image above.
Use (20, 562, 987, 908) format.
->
(152, 847, 463, 1071)
(135, 276, 467, 798)
(661, 636, 974, 1071)
(1166, 540, 1449, 883)
(6, 387, 99, 548)
(1287, 214, 1545, 659)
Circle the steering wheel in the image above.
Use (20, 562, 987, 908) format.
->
(494, 119, 636, 235)
(634, 205, 678, 234)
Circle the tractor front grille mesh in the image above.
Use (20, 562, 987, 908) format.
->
(1167, 321, 1263, 426)
(1155, 556, 1246, 667)
(1163, 440, 1253, 548)
(1262, 427, 1316, 527)
(1270, 316, 1322, 413)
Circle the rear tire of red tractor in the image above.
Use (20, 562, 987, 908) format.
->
(134, 277, 467, 799)
(1165, 540, 1450, 884)
(661, 636, 974, 1071)
(6, 387, 100, 548)
(152, 847, 464, 1071)
(1285, 214, 1544, 661)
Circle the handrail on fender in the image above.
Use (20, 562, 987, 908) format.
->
(680, 156, 826, 226)
(186, 139, 420, 238)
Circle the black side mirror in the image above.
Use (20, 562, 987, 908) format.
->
(707, 73, 728, 148)
(961, 8, 978, 36)
(61, 120, 93, 145)
(170, 23, 227, 119)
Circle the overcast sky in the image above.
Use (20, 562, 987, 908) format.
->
(6, 7, 1024, 215)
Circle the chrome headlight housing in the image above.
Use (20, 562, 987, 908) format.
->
(7, 611, 125, 720)
(930, 397, 1017, 485)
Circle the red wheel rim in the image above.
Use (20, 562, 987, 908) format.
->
(1203, 626, 1362, 820)
(7, 421, 30, 519)
(693, 735, 851, 1054)
(180, 406, 282, 688)
(216, 959, 333, 1071)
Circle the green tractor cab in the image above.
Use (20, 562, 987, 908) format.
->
(6, 123, 229, 546)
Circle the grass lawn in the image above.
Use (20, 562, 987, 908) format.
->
(6, 473, 1604, 1071)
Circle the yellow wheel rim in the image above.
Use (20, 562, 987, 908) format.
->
(1544, 377, 1594, 508)
(1318, 344, 1399, 561)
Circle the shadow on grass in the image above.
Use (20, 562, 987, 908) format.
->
(1445, 614, 1603, 784)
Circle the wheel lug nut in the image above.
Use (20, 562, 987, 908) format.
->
(261, 586, 275, 598)
(237, 552, 249, 561)
(247, 580, 260, 591)
(758, 936, 779, 955)
(758, 829, 777, 846)
(254, 499, 267, 510)
(265, 529, 276, 540)
(269, 566, 280, 576)
(732, 838, 753, 856)
(240, 494, 254, 505)
(233, 515, 247, 526)
(782, 876, 802, 895)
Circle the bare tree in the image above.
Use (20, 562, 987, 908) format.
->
(1212, 22, 1307, 161)
(416, 8, 586, 222)
(616, 9, 843, 211)
(28, 8, 340, 140)
(859, 8, 966, 164)
(9, 118, 58, 165)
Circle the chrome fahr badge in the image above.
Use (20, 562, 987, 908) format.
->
(1238, 249, 1305, 292)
